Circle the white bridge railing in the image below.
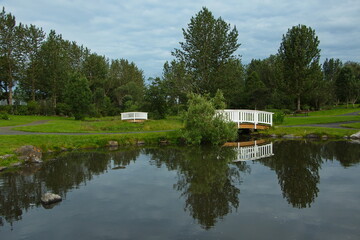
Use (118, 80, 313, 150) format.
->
(233, 142, 274, 162)
(216, 109, 274, 128)
(121, 112, 148, 121)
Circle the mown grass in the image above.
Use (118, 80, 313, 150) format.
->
(0, 130, 182, 166)
(263, 126, 358, 138)
(340, 122, 360, 129)
(307, 107, 360, 116)
(281, 115, 360, 126)
(12, 116, 183, 133)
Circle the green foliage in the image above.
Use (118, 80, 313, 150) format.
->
(279, 24, 322, 111)
(0, 111, 9, 120)
(173, 7, 241, 95)
(64, 73, 92, 120)
(27, 100, 40, 115)
(271, 110, 285, 124)
(143, 77, 168, 119)
(182, 93, 237, 145)
(212, 89, 226, 109)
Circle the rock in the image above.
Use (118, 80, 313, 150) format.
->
(269, 134, 278, 138)
(321, 135, 329, 140)
(41, 193, 62, 205)
(159, 140, 169, 145)
(0, 154, 15, 160)
(306, 134, 320, 139)
(0, 166, 7, 172)
(10, 162, 22, 167)
(107, 141, 119, 147)
(350, 131, 360, 139)
(15, 145, 42, 163)
(137, 141, 145, 145)
(282, 134, 301, 139)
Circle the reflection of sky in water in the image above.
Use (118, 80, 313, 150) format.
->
(0, 141, 359, 239)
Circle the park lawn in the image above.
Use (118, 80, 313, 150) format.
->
(0, 130, 182, 166)
(264, 126, 358, 138)
(281, 115, 360, 126)
(307, 107, 360, 116)
(0, 115, 63, 127)
(12, 116, 183, 133)
(340, 122, 360, 129)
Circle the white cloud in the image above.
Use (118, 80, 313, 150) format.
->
(1, 0, 359, 77)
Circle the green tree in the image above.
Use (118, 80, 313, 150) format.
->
(21, 24, 45, 101)
(143, 77, 168, 119)
(322, 58, 342, 105)
(0, 7, 25, 105)
(107, 59, 144, 108)
(182, 93, 237, 145)
(173, 7, 240, 95)
(279, 24, 322, 111)
(36, 30, 69, 110)
(64, 73, 92, 120)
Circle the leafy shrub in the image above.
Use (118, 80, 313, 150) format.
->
(273, 111, 285, 124)
(182, 93, 237, 145)
(0, 111, 9, 120)
(27, 101, 40, 115)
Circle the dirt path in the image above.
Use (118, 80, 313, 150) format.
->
(0, 120, 176, 135)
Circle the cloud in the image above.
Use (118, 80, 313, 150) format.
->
(1, 0, 359, 77)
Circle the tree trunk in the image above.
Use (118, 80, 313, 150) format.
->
(8, 80, 13, 106)
(297, 95, 301, 111)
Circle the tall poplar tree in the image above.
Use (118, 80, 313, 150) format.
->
(279, 24, 321, 111)
(173, 7, 240, 95)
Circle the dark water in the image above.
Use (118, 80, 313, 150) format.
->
(0, 140, 359, 240)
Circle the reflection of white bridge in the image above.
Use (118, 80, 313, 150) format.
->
(224, 141, 274, 162)
(216, 109, 274, 129)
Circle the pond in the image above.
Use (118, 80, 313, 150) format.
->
(0, 140, 359, 239)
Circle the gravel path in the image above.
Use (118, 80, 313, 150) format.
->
(0, 120, 175, 135)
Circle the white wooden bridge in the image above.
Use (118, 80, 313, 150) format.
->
(216, 109, 274, 129)
(121, 112, 148, 122)
(224, 140, 274, 162)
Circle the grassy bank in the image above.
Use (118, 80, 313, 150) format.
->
(0, 130, 181, 166)
(262, 126, 358, 138)
(10, 116, 183, 133)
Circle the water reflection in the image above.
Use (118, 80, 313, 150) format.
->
(0, 141, 359, 231)
(145, 146, 250, 229)
(224, 140, 274, 162)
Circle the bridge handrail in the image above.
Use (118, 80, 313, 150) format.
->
(216, 109, 274, 128)
(233, 142, 274, 162)
(121, 112, 148, 121)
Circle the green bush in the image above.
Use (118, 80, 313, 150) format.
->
(27, 101, 40, 115)
(182, 93, 237, 145)
(0, 111, 9, 120)
(273, 111, 285, 124)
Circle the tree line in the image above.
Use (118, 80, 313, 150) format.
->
(1, 7, 359, 119)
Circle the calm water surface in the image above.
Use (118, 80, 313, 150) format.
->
(0, 140, 359, 239)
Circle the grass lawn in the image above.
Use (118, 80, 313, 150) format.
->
(264, 126, 358, 138)
(0, 130, 181, 166)
(340, 122, 360, 129)
(280, 107, 360, 126)
(9, 116, 183, 133)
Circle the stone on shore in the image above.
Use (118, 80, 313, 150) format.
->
(15, 145, 42, 163)
(107, 141, 119, 147)
(350, 131, 360, 139)
(41, 193, 62, 205)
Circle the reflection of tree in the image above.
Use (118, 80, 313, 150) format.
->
(146, 146, 249, 229)
(262, 141, 322, 208)
(321, 141, 360, 167)
(0, 149, 141, 227)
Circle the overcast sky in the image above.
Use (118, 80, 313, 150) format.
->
(1, 0, 359, 78)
